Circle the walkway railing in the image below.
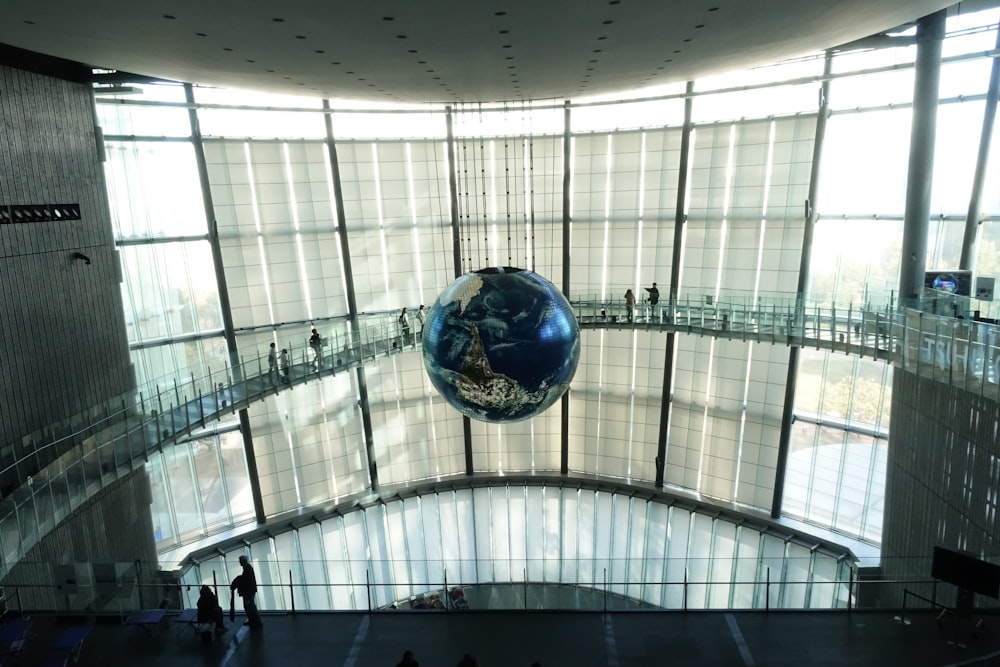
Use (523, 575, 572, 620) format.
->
(0, 555, 977, 615)
(0, 293, 997, 576)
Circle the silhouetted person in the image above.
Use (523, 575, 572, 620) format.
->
(267, 342, 278, 377)
(197, 585, 226, 633)
(645, 282, 659, 321)
(624, 289, 636, 323)
(396, 649, 419, 667)
(309, 328, 323, 370)
(230, 555, 263, 631)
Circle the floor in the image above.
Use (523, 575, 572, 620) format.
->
(6, 608, 999, 667)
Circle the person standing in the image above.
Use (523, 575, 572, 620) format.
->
(399, 308, 411, 345)
(645, 282, 660, 321)
(624, 289, 636, 323)
(267, 342, 278, 378)
(230, 555, 263, 631)
(309, 328, 322, 370)
(279, 348, 290, 384)
(416, 305, 426, 335)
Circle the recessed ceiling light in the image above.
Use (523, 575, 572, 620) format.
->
(283, 76, 291, 79)
(223, 47, 233, 51)
(603, 20, 614, 24)
(673, 49, 681, 53)
(593, 49, 602, 53)
(196, 32, 207, 37)
(296, 35, 306, 39)
(315, 49, 325, 54)
(418, 60, 427, 64)
(499, 29, 509, 34)
(266, 69, 275, 72)
(331, 61, 341, 65)
(358, 78, 365, 81)
(397, 34, 407, 39)
(609, 0, 620, 4)
(246, 59, 255, 63)
(586, 67, 594, 71)
(709, 6, 719, 11)
(383, 16, 394, 21)
(163, 14, 176, 19)
(346, 71, 354, 74)
(683, 38, 691, 43)
(589, 59, 598, 63)
(272, 17, 284, 22)
(23, 20, 35, 25)
(695, 24, 705, 28)
(507, 65, 515, 69)
(502, 44, 512, 48)
(505, 56, 514, 60)
(426, 69, 434, 72)
(495, 10, 507, 16)
(597, 36, 607, 40)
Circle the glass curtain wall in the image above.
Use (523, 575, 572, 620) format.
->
(782, 7, 1000, 543)
(97, 6, 1000, 557)
(180, 485, 853, 611)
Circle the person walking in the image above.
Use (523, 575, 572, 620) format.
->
(624, 289, 636, 323)
(230, 555, 263, 632)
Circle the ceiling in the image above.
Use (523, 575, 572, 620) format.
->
(0, 0, 978, 104)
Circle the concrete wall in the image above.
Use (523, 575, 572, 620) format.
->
(1, 467, 159, 612)
(0, 64, 132, 478)
(881, 367, 1000, 609)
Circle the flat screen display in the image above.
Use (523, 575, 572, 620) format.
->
(924, 270, 972, 297)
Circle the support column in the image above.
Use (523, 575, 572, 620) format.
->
(323, 101, 379, 491)
(656, 81, 694, 488)
(899, 10, 947, 304)
(561, 101, 572, 476)
(959, 27, 1000, 270)
(446, 107, 475, 474)
(771, 53, 833, 518)
(184, 84, 265, 523)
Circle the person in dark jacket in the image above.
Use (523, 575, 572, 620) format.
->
(197, 585, 227, 633)
(230, 555, 263, 631)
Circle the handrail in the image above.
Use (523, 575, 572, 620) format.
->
(2, 291, 999, 576)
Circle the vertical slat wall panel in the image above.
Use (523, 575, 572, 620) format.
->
(882, 368, 1000, 609)
(0, 65, 131, 460)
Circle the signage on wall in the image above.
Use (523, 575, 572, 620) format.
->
(975, 276, 995, 301)
(0, 203, 81, 224)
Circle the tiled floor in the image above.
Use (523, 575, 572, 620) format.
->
(5, 608, 998, 667)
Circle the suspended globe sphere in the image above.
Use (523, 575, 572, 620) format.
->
(422, 267, 581, 423)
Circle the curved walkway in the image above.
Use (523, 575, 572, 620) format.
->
(1, 297, 994, 571)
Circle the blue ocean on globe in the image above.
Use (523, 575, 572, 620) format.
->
(422, 267, 581, 423)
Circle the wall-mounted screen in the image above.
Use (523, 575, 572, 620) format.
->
(924, 270, 972, 297)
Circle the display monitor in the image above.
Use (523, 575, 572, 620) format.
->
(924, 270, 972, 297)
